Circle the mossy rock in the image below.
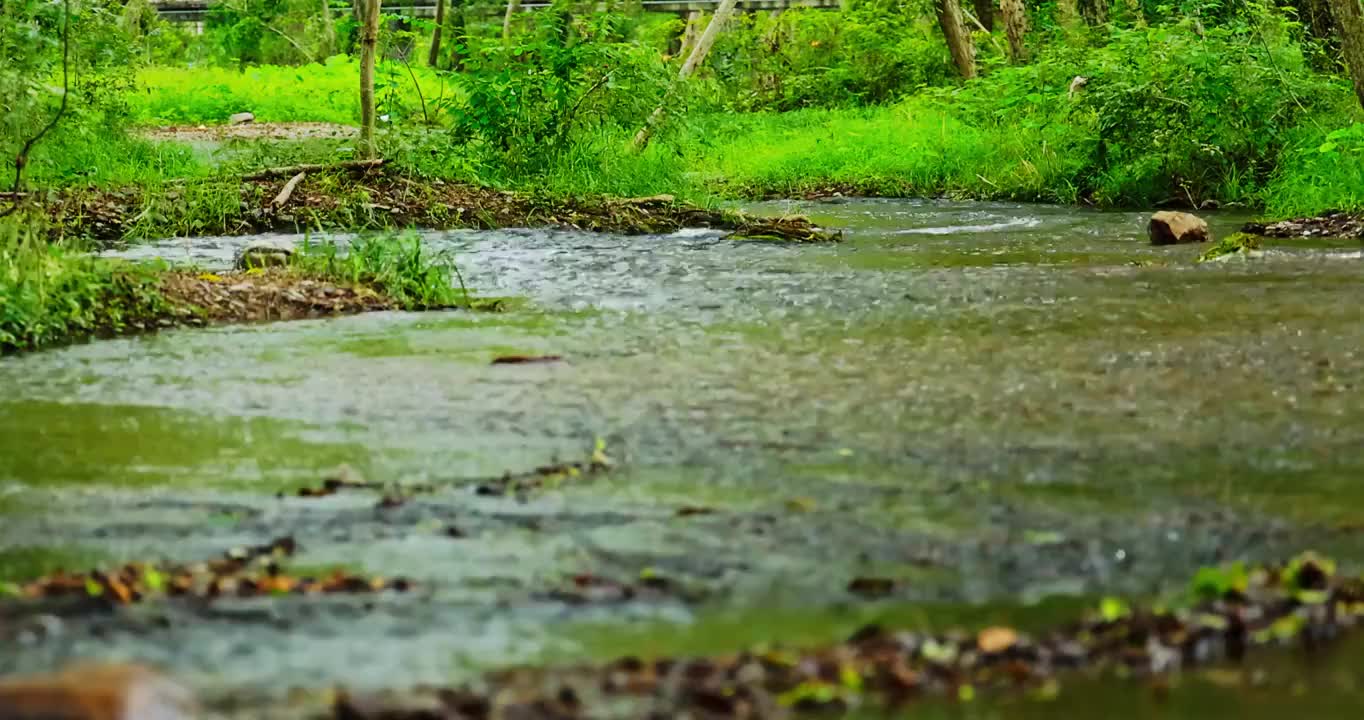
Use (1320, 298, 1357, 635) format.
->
(1197, 232, 1261, 263)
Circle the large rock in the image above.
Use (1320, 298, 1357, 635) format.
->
(0, 663, 197, 720)
(228, 111, 255, 125)
(234, 238, 295, 270)
(1148, 211, 1210, 245)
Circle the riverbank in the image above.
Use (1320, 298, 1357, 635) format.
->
(25, 164, 837, 246)
(0, 229, 481, 354)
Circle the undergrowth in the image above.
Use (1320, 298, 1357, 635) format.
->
(0, 219, 172, 354)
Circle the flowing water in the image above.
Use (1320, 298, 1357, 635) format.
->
(2, 199, 1364, 713)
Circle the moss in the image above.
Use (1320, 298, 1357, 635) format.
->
(1197, 232, 1262, 263)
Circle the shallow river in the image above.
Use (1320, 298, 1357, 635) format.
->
(2, 200, 1364, 714)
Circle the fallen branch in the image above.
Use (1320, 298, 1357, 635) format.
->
(243, 159, 386, 182)
(272, 171, 308, 208)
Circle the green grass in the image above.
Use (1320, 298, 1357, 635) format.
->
(0, 219, 173, 354)
(132, 57, 454, 126)
(680, 104, 1087, 203)
(290, 232, 474, 311)
(1262, 121, 1364, 218)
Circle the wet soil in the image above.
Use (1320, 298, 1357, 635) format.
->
(3, 200, 1364, 718)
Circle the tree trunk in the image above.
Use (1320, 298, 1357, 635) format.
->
(1327, 0, 1364, 109)
(1000, 0, 1027, 62)
(428, 0, 446, 66)
(634, 0, 740, 150)
(359, 0, 381, 159)
(502, 0, 521, 44)
(319, 0, 337, 58)
(973, 0, 994, 31)
(937, 0, 977, 79)
(678, 10, 701, 59)
(1056, 0, 1080, 28)
(1077, 0, 1108, 25)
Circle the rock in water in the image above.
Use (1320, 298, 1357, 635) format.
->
(228, 111, 255, 125)
(1148, 211, 1211, 245)
(234, 239, 295, 270)
(0, 663, 197, 720)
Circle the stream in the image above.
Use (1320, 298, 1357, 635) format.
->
(2, 199, 1364, 714)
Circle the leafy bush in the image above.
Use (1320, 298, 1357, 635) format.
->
(707, 1, 954, 111)
(446, 5, 671, 173)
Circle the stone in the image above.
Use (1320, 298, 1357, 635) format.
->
(0, 663, 197, 720)
(228, 111, 255, 125)
(234, 239, 295, 270)
(1148, 211, 1211, 245)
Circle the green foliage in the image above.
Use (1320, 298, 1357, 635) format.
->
(447, 5, 670, 173)
(1263, 122, 1364, 217)
(935, 7, 1348, 206)
(200, 0, 345, 66)
(707, 2, 952, 110)
(1, 0, 144, 187)
(291, 233, 470, 310)
(0, 219, 172, 354)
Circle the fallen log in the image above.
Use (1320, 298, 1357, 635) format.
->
(243, 158, 386, 182)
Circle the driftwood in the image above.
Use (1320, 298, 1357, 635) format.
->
(272, 171, 308, 208)
(243, 159, 386, 182)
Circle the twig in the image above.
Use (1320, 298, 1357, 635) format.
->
(272, 171, 308, 208)
(398, 54, 431, 125)
(1, 0, 70, 219)
(243, 159, 386, 181)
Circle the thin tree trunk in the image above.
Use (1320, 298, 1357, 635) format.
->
(973, 0, 994, 31)
(428, 0, 446, 66)
(1327, 0, 1364, 109)
(937, 0, 977, 79)
(359, 0, 381, 159)
(503, 0, 521, 44)
(678, 10, 701, 58)
(319, 0, 337, 57)
(1001, 0, 1028, 62)
(634, 0, 740, 151)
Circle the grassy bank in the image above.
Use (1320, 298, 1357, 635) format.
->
(0, 221, 472, 354)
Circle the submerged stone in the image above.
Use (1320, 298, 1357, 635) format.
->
(233, 239, 295, 270)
